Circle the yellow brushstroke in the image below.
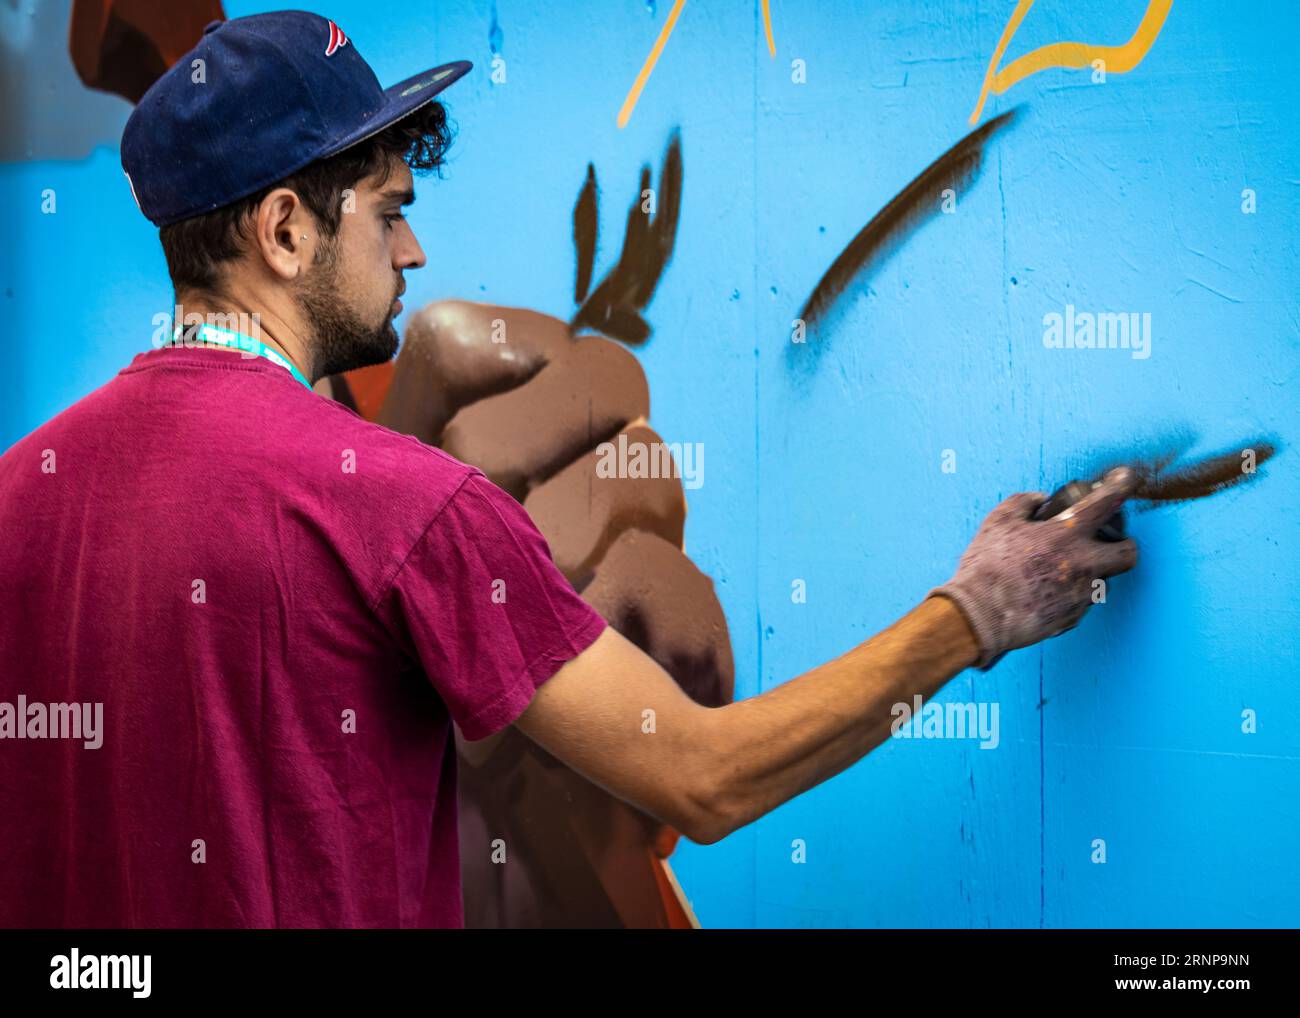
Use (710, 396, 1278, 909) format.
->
(762, 0, 776, 58)
(969, 0, 1173, 125)
(970, 0, 1036, 126)
(618, 0, 689, 129)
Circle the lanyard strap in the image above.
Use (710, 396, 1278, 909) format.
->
(167, 323, 314, 392)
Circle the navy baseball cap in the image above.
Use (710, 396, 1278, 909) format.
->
(121, 10, 471, 227)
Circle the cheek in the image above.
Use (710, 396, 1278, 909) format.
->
(345, 225, 382, 269)
(370, 230, 401, 287)
(338, 227, 392, 297)
(369, 224, 393, 264)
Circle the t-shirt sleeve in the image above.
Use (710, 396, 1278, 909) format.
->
(375, 470, 608, 741)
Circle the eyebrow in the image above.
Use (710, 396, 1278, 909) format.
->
(377, 188, 415, 207)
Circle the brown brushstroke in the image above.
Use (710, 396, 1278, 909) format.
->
(573, 163, 599, 305)
(795, 108, 1019, 337)
(457, 726, 689, 927)
(631, 131, 681, 310)
(570, 129, 682, 344)
(361, 298, 722, 929)
(1121, 439, 1278, 507)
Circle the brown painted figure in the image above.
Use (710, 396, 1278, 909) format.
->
(321, 138, 734, 927)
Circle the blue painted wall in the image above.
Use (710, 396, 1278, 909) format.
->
(3, 0, 1296, 926)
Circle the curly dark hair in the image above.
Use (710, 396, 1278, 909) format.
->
(159, 101, 454, 294)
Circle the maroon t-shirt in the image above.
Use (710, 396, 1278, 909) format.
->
(0, 344, 607, 928)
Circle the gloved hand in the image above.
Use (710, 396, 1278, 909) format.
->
(928, 466, 1139, 669)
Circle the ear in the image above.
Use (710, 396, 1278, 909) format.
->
(252, 187, 315, 281)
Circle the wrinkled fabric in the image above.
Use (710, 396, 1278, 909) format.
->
(0, 344, 606, 928)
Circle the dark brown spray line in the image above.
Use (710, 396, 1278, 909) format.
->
(791, 107, 1020, 367)
(1122, 439, 1278, 507)
(573, 162, 599, 307)
(1038, 437, 1281, 539)
(1068, 433, 1279, 507)
(570, 129, 683, 345)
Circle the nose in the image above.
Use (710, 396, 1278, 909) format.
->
(396, 220, 427, 271)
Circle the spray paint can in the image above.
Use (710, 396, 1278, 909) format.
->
(1031, 478, 1127, 540)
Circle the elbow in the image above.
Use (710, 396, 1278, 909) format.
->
(675, 712, 741, 847)
(678, 787, 730, 846)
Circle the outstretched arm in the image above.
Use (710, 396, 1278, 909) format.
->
(516, 595, 975, 845)
(514, 468, 1139, 846)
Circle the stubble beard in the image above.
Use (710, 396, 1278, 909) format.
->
(296, 238, 400, 380)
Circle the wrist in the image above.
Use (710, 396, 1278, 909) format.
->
(915, 591, 982, 673)
(925, 583, 999, 670)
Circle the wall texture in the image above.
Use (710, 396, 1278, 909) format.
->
(2, 0, 1296, 926)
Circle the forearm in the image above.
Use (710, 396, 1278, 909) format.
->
(703, 596, 977, 841)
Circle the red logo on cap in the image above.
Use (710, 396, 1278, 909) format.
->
(325, 20, 349, 57)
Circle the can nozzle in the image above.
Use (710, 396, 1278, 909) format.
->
(1031, 478, 1127, 541)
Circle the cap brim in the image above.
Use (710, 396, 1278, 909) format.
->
(320, 59, 472, 159)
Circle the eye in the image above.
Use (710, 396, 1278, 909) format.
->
(383, 212, 405, 228)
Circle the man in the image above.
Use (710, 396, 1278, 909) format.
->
(0, 11, 1138, 928)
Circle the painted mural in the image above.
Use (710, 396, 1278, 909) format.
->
(4, 0, 1295, 928)
(352, 137, 734, 927)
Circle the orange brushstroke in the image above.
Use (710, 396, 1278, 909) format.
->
(618, 0, 688, 129)
(341, 360, 395, 421)
(969, 0, 1173, 125)
(618, 0, 775, 128)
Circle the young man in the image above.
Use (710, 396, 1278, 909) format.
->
(0, 11, 1138, 928)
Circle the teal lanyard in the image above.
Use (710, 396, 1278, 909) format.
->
(167, 323, 314, 392)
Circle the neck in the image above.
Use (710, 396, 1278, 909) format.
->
(175, 293, 316, 384)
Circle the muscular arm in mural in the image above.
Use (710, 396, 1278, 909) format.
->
(518, 468, 1137, 846)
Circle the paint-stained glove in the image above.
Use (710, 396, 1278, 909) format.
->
(928, 467, 1139, 670)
